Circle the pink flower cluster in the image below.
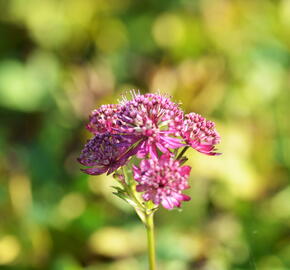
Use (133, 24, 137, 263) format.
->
(133, 154, 191, 209)
(78, 92, 221, 209)
(182, 113, 221, 156)
(116, 93, 184, 158)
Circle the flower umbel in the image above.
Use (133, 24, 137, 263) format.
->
(78, 133, 138, 175)
(133, 154, 191, 209)
(182, 112, 221, 156)
(87, 104, 121, 134)
(116, 93, 184, 158)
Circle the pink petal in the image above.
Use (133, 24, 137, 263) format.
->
(136, 184, 146, 192)
(181, 194, 191, 201)
(82, 166, 107, 175)
(161, 136, 184, 148)
(161, 198, 174, 209)
(149, 144, 158, 159)
(156, 142, 169, 153)
(180, 165, 191, 176)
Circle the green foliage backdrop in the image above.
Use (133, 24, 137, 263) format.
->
(0, 0, 290, 269)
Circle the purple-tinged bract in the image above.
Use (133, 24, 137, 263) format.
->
(116, 93, 184, 159)
(133, 154, 191, 209)
(87, 104, 121, 134)
(182, 113, 221, 156)
(78, 133, 138, 175)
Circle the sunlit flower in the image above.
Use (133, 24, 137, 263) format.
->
(182, 113, 221, 156)
(116, 92, 184, 159)
(78, 133, 138, 175)
(87, 104, 121, 134)
(133, 154, 191, 209)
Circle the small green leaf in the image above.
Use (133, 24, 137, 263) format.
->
(112, 192, 128, 202)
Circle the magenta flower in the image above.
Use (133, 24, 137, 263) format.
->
(182, 113, 221, 156)
(133, 154, 191, 209)
(78, 91, 222, 270)
(78, 133, 138, 175)
(116, 93, 184, 159)
(87, 104, 121, 134)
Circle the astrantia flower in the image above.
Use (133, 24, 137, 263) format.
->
(116, 92, 184, 159)
(133, 154, 191, 209)
(182, 113, 221, 156)
(87, 104, 121, 134)
(78, 133, 138, 175)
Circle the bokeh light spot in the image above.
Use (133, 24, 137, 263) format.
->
(152, 13, 185, 48)
(0, 236, 20, 265)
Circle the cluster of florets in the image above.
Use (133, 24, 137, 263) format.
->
(133, 154, 191, 209)
(78, 91, 221, 209)
(86, 104, 121, 134)
(78, 133, 139, 175)
(182, 113, 221, 156)
(116, 93, 184, 158)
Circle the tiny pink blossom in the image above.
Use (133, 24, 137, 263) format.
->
(133, 154, 191, 209)
(182, 113, 221, 156)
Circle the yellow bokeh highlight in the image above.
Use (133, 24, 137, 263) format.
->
(9, 174, 32, 217)
(188, 124, 261, 200)
(88, 226, 146, 257)
(58, 192, 86, 220)
(0, 236, 20, 265)
(88, 175, 133, 211)
(95, 19, 128, 52)
(150, 68, 177, 94)
(152, 13, 185, 48)
(89, 227, 132, 257)
(29, 226, 52, 267)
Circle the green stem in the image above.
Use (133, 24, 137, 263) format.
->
(121, 167, 144, 211)
(145, 212, 156, 270)
(120, 166, 157, 269)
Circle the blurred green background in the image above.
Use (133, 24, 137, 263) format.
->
(0, 0, 290, 269)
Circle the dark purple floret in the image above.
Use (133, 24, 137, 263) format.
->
(78, 133, 140, 175)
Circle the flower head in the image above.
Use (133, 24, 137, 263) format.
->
(78, 133, 138, 175)
(87, 104, 121, 134)
(133, 154, 191, 209)
(116, 92, 184, 159)
(182, 113, 221, 156)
